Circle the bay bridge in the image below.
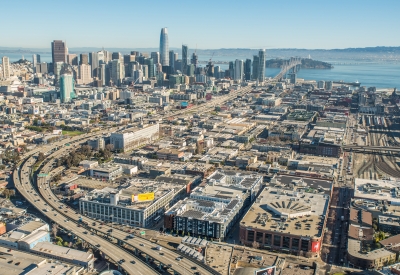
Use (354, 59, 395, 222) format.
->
(273, 57, 302, 81)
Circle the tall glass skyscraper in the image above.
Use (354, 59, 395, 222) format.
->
(159, 28, 169, 66)
(60, 73, 74, 103)
(258, 49, 266, 82)
(182, 45, 188, 75)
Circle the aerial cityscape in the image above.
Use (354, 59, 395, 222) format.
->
(0, 1, 400, 275)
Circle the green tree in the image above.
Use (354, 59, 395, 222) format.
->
(37, 152, 45, 162)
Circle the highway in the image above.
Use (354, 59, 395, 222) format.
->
(12, 85, 255, 274)
(15, 156, 159, 275)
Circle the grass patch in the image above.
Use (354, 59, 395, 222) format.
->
(62, 130, 84, 136)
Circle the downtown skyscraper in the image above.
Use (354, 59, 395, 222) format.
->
(159, 28, 169, 66)
(182, 45, 188, 75)
(257, 49, 266, 82)
(51, 40, 68, 65)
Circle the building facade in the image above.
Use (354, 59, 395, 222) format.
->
(159, 28, 169, 66)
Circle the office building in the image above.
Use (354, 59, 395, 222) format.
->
(35, 62, 48, 74)
(165, 171, 263, 240)
(239, 176, 331, 257)
(182, 45, 188, 75)
(79, 177, 186, 227)
(169, 50, 175, 72)
(257, 49, 266, 82)
(151, 52, 160, 64)
(80, 53, 88, 65)
(229, 61, 234, 79)
(144, 58, 154, 78)
(51, 40, 67, 67)
(59, 73, 74, 103)
(252, 55, 259, 81)
(32, 54, 40, 68)
(234, 59, 244, 81)
(191, 52, 198, 69)
(112, 52, 122, 61)
(245, 59, 252, 80)
(67, 54, 78, 65)
(1, 56, 10, 79)
(77, 64, 92, 85)
(123, 54, 135, 65)
(53, 61, 65, 83)
(110, 124, 159, 152)
(110, 59, 125, 86)
(159, 28, 169, 66)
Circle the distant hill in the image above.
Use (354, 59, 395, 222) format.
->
(1, 46, 399, 62)
(266, 58, 333, 69)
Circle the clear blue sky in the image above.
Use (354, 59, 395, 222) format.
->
(2, 0, 399, 49)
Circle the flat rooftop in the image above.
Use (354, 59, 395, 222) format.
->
(348, 238, 395, 260)
(354, 178, 400, 204)
(240, 187, 330, 238)
(32, 242, 92, 262)
(0, 245, 81, 275)
(270, 175, 333, 196)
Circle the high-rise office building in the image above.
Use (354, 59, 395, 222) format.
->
(77, 64, 92, 85)
(60, 73, 74, 103)
(245, 59, 252, 81)
(32, 54, 41, 68)
(123, 54, 135, 65)
(67, 54, 78, 66)
(234, 59, 244, 81)
(257, 49, 266, 82)
(191, 53, 198, 69)
(151, 52, 160, 64)
(51, 40, 68, 66)
(36, 63, 48, 74)
(182, 45, 188, 75)
(229, 61, 234, 79)
(159, 28, 169, 66)
(112, 52, 122, 61)
(144, 58, 154, 78)
(214, 66, 221, 79)
(1, 56, 10, 79)
(110, 59, 124, 86)
(53, 61, 65, 83)
(252, 55, 259, 81)
(80, 54, 88, 65)
(169, 50, 175, 73)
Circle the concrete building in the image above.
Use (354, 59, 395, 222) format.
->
(1, 56, 10, 79)
(90, 163, 123, 181)
(77, 64, 92, 85)
(110, 59, 125, 86)
(110, 124, 159, 152)
(182, 45, 188, 75)
(67, 54, 78, 65)
(80, 53, 89, 65)
(239, 178, 330, 257)
(0, 245, 84, 275)
(79, 178, 187, 227)
(257, 49, 266, 82)
(51, 40, 68, 66)
(165, 184, 248, 240)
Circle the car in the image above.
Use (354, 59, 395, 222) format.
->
(176, 257, 182, 261)
(96, 244, 101, 247)
(121, 259, 125, 263)
(130, 260, 135, 264)
(191, 266, 197, 270)
(128, 234, 134, 238)
(83, 231, 88, 234)
(91, 232, 94, 235)
(159, 252, 164, 256)
(140, 243, 144, 246)
(64, 220, 69, 222)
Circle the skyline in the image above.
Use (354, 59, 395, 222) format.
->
(1, 0, 399, 49)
